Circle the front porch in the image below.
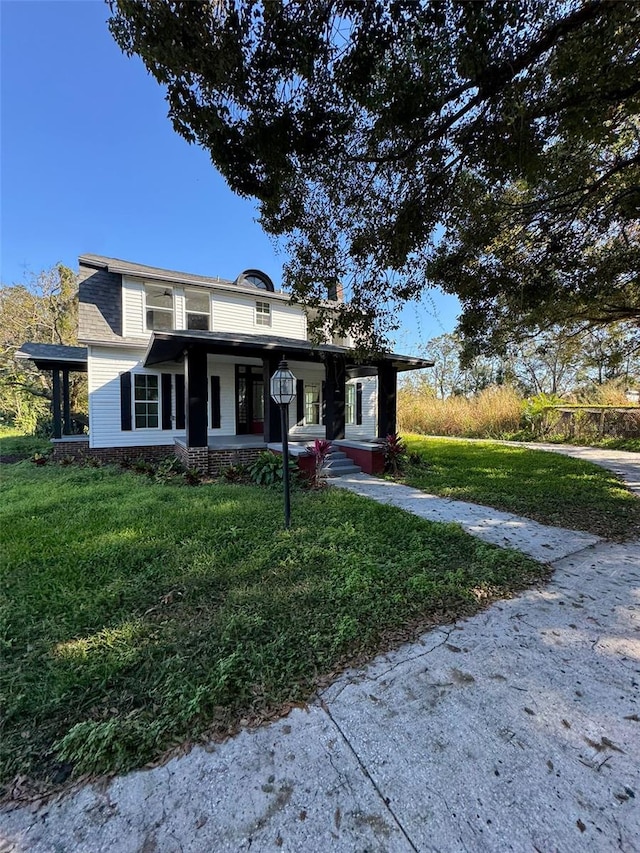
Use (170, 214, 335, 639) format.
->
(173, 433, 385, 476)
(144, 329, 432, 450)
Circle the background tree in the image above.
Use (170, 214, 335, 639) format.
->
(576, 323, 640, 390)
(417, 321, 639, 400)
(422, 333, 502, 397)
(0, 265, 85, 433)
(503, 328, 583, 397)
(108, 0, 640, 354)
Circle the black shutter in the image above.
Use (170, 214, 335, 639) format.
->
(321, 380, 326, 425)
(210, 375, 221, 429)
(356, 382, 363, 426)
(161, 374, 172, 430)
(120, 371, 132, 431)
(296, 379, 304, 425)
(175, 374, 185, 429)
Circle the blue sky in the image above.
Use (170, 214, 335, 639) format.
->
(1, 0, 460, 354)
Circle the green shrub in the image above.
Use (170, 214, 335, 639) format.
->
(183, 466, 202, 486)
(520, 393, 564, 437)
(249, 451, 296, 486)
(154, 456, 183, 484)
(222, 464, 248, 483)
(383, 432, 407, 476)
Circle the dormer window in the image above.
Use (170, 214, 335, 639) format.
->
(236, 269, 275, 292)
(185, 289, 210, 331)
(145, 285, 173, 331)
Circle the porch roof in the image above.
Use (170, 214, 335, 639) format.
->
(143, 330, 433, 372)
(15, 342, 88, 372)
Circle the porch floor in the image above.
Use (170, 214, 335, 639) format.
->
(175, 434, 328, 451)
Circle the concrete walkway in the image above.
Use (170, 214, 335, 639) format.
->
(331, 474, 600, 562)
(514, 442, 640, 497)
(2, 448, 639, 853)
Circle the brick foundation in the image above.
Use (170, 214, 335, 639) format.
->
(207, 447, 263, 476)
(52, 440, 175, 465)
(52, 440, 266, 477)
(175, 444, 264, 475)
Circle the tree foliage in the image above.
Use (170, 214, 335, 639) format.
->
(0, 265, 85, 433)
(108, 0, 640, 354)
(418, 322, 640, 398)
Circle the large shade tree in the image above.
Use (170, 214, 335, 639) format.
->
(108, 0, 640, 355)
(0, 266, 85, 433)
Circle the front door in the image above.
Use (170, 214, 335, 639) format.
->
(235, 365, 264, 435)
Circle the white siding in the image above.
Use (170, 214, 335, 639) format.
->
(345, 376, 377, 439)
(288, 363, 325, 438)
(211, 292, 255, 334)
(207, 357, 235, 434)
(212, 292, 307, 339)
(121, 278, 146, 339)
(88, 346, 171, 448)
(174, 287, 186, 330)
(121, 276, 307, 341)
(272, 302, 307, 339)
(88, 349, 249, 447)
(286, 368, 378, 439)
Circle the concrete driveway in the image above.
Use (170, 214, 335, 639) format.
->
(2, 446, 639, 853)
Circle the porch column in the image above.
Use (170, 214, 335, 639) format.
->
(324, 355, 346, 440)
(62, 369, 72, 435)
(52, 368, 62, 439)
(185, 346, 208, 447)
(262, 355, 281, 442)
(377, 361, 397, 437)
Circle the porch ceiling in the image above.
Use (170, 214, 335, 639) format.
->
(143, 330, 432, 372)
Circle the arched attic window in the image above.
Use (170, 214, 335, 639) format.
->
(235, 269, 275, 292)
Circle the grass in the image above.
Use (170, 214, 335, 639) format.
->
(539, 435, 640, 453)
(0, 459, 545, 796)
(0, 427, 51, 460)
(401, 435, 640, 540)
(397, 385, 640, 451)
(398, 385, 522, 438)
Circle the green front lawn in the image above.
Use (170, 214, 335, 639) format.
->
(0, 427, 51, 460)
(402, 435, 640, 540)
(0, 460, 544, 794)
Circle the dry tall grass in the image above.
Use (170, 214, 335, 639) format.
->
(398, 385, 523, 438)
(574, 380, 632, 406)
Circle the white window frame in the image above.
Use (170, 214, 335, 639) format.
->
(144, 284, 174, 332)
(133, 374, 160, 430)
(345, 383, 356, 425)
(305, 382, 321, 425)
(185, 289, 211, 331)
(255, 300, 271, 327)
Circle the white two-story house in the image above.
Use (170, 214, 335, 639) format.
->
(18, 254, 431, 473)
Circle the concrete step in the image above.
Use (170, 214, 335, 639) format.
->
(322, 464, 362, 478)
(322, 458, 358, 469)
(321, 445, 362, 477)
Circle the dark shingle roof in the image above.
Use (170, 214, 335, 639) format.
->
(144, 330, 433, 372)
(79, 254, 235, 288)
(78, 262, 123, 342)
(78, 254, 290, 300)
(15, 343, 88, 371)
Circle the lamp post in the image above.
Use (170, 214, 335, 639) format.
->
(270, 358, 297, 529)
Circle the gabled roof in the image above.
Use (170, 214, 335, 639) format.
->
(15, 343, 88, 371)
(144, 330, 433, 372)
(79, 254, 292, 301)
